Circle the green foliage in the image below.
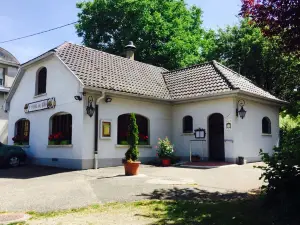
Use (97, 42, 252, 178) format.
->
(258, 125, 300, 215)
(280, 114, 300, 130)
(200, 19, 300, 116)
(125, 113, 139, 161)
(156, 137, 174, 159)
(76, 0, 204, 70)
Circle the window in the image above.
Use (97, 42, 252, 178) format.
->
(117, 114, 149, 145)
(14, 119, 30, 144)
(0, 68, 4, 86)
(183, 115, 193, 133)
(262, 117, 271, 134)
(36, 67, 47, 95)
(50, 112, 72, 144)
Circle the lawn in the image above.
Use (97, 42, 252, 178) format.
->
(7, 190, 296, 225)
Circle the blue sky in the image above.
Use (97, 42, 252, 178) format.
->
(0, 0, 241, 63)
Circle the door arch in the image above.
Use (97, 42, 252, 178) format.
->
(208, 113, 225, 161)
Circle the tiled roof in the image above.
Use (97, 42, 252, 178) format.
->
(55, 42, 170, 99)
(163, 60, 280, 101)
(0, 47, 20, 65)
(163, 62, 233, 99)
(53, 42, 280, 102)
(212, 61, 280, 100)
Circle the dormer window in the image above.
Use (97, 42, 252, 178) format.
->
(36, 67, 47, 95)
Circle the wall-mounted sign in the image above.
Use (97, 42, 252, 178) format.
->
(226, 119, 232, 130)
(100, 119, 112, 139)
(194, 128, 206, 139)
(24, 97, 56, 113)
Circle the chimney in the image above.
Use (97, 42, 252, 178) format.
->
(124, 41, 136, 60)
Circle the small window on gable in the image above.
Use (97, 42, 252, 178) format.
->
(183, 116, 193, 133)
(36, 67, 47, 95)
(262, 117, 271, 134)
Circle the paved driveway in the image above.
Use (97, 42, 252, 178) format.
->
(0, 163, 264, 212)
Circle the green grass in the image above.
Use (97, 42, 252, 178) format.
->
(5, 195, 297, 225)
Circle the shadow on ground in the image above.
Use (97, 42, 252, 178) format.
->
(0, 165, 73, 179)
(136, 187, 297, 225)
(139, 187, 250, 201)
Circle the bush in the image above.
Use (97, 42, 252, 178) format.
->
(156, 137, 174, 159)
(258, 125, 300, 215)
(125, 113, 139, 162)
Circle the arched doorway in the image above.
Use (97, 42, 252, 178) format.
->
(208, 113, 225, 161)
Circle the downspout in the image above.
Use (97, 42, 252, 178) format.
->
(94, 92, 105, 169)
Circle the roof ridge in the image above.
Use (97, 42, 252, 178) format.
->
(212, 60, 238, 90)
(162, 61, 213, 74)
(61, 42, 167, 71)
(213, 60, 253, 83)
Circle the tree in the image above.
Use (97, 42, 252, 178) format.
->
(125, 113, 139, 161)
(76, 0, 204, 70)
(240, 0, 300, 54)
(200, 19, 300, 116)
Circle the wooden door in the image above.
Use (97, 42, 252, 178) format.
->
(208, 113, 225, 161)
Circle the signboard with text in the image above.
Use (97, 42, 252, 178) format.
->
(24, 97, 56, 113)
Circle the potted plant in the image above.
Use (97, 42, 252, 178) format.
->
(60, 140, 70, 145)
(48, 132, 64, 145)
(191, 154, 201, 162)
(12, 135, 21, 145)
(123, 113, 140, 176)
(156, 137, 174, 166)
(12, 135, 29, 145)
(138, 134, 149, 145)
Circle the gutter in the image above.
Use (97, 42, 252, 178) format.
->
(94, 92, 106, 169)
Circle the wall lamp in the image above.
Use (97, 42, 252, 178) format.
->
(105, 97, 112, 103)
(236, 99, 246, 119)
(74, 95, 82, 101)
(86, 96, 95, 117)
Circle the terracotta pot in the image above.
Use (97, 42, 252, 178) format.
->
(124, 161, 141, 176)
(161, 158, 171, 167)
(191, 156, 201, 162)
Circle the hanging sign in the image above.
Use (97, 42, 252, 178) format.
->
(24, 97, 56, 113)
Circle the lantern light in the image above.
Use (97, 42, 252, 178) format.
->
(86, 96, 95, 117)
(236, 99, 247, 119)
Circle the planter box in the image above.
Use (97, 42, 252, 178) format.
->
(60, 140, 70, 145)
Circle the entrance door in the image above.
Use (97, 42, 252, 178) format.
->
(208, 113, 225, 161)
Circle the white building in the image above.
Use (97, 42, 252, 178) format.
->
(0, 47, 19, 143)
(5, 42, 285, 169)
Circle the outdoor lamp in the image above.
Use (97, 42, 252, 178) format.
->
(74, 95, 82, 101)
(194, 128, 206, 139)
(86, 96, 95, 117)
(105, 97, 112, 103)
(236, 99, 247, 119)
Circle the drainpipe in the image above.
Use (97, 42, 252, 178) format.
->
(94, 92, 105, 169)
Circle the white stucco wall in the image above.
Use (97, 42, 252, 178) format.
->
(82, 96, 172, 167)
(233, 98, 280, 162)
(172, 97, 236, 161)
(8, 56, 84, 169)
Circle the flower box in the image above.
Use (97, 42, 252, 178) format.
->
(60, 140, 70, 145)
